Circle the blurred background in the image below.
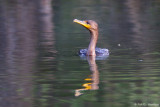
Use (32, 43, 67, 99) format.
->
(0, 0, 160, 107)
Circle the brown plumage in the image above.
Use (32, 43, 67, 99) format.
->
(73, 19, 109, 57)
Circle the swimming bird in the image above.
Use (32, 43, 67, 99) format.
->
(73, 19, 109, 57)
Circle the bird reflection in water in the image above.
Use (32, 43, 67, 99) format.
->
(74, 19, 109, 96)
(75, 56, 99, 97)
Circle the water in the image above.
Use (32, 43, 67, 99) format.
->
(0, 0, 160, 107)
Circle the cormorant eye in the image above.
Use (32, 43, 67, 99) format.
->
(86, 21, 90, 24)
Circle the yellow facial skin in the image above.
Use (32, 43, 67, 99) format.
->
(73, 19, 91, 29)
(83, 83, 92, 90)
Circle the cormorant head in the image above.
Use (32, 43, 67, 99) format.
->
(73, 19, 98, 32)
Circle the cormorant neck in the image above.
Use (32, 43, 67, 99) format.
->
(87, 29, 98, 56)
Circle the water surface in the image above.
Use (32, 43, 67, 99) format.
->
(0, 0, 160, 107)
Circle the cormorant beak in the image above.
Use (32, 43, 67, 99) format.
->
(73, 19, 91, 29)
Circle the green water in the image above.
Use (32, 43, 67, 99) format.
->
(0, 0, 160, 107)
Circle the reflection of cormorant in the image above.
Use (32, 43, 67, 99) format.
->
(75, 56, 99, 97)
(73, 19, 109, 57)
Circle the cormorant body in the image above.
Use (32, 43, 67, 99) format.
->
(73, 19, 109, 58)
